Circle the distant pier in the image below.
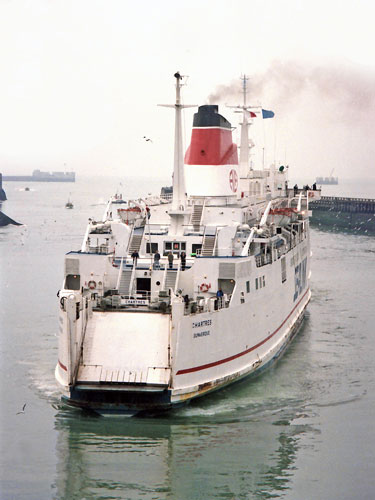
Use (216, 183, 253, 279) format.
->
(310, 196, 375, 214)
(310, 196, 375, 235)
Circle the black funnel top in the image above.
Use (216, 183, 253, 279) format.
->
(193, 105, 231, 129)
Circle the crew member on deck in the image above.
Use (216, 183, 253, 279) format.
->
(181, 251, 186, 271)
(168, 251, 174, 269)
(153, 251, 160, 269)
(216, 288, 224, 309)
(131, 251, 139, 267)
(183, 294, 190, 311)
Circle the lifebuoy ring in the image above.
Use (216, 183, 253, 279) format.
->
(88, 280, 96, 290)
(200, 283, 211, 293)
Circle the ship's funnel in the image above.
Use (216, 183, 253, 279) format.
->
(184, 105, 239, 197)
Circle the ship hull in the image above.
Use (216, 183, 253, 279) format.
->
(57, 290, 309, 416)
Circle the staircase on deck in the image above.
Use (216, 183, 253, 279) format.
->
(128, 227, 144, 254)
(117, 227, 144, 296)
(118, 267, 133, 295)
(201, 227, 217, 256)
(163, 269, 178, 293)
(190, 204, 204, 232)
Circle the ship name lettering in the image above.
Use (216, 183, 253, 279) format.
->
(193, 330, 210, 338)
(192, 319, 212, 328)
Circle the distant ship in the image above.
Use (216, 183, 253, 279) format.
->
(316, 176, 338, 185)
(316, 169, 338, 185)
(3, 170, 75, 182)
(65, 198, 74, 209)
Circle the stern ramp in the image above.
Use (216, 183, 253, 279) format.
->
(77, 311, 171, 386)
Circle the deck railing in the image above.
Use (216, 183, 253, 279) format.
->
(95, 288, 232, 317)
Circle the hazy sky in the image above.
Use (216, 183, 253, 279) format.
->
(1, 0, 375, 182)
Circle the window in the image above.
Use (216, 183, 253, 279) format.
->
(262, 276, 265, 287)
(65, 274, 80, 290)
(192, 244, 202, 255)
(255, 278, 258, 290)
(164, 241, 186, 256)
(281, 257, 287, 283)
(246, 281, 250, 293)
(146, 242, 158, 254)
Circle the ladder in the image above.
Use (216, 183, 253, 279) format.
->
(201, 229, 217, 256)
(162, 262, 181, 294)
(190, 203, 204, 232)
(118, 266, 136, 296)
(128, 227, 144, 254)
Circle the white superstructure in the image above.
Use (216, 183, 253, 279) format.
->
(55, 74, 320, 415)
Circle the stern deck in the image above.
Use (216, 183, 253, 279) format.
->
(77, 311, 171, 386)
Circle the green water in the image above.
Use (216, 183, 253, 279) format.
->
(1, 177, 374, 499)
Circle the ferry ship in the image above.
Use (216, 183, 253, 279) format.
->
(55, 73, 319, 415)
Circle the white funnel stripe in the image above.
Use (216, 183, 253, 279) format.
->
(185, 164, 239, 197)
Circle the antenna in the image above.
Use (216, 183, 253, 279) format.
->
(227, 75, 261, 176)
(241, 74, 249, 108)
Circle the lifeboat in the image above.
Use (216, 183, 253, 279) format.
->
(117, 203, 145, 226)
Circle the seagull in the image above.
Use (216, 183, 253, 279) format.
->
(16, 403, 26, 415)
(143, 136, 153, 143)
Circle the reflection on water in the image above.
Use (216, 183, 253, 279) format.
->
(52, 344, 317, 500)
(53, 413, 309, 500)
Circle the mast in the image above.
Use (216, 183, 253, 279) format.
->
(159, 72, 196, 212)
(239, 75, 250, 175)
(172, 72, 186, 211)
(228, 75, 253, 178)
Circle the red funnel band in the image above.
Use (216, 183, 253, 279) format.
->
(185, 128, 238, 166)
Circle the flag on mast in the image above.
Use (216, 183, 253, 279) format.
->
(262, 109, 275, 119)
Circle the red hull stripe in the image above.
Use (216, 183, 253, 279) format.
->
(185, 128, 238, 166)
(58, 359, 68, 372)
(176, 289, 309, 375)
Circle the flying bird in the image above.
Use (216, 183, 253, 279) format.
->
(16, 403, 26, 415)
(143, 136, 153, 143)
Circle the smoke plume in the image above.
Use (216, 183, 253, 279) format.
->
(207, 61, 375, 181)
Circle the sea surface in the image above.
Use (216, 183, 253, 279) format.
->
(1, 176, 374, 500)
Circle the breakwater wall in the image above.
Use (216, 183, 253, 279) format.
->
(310, 196, 375, 235)
(0, 173, 6, 201)
(310, 196, 375, 214)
